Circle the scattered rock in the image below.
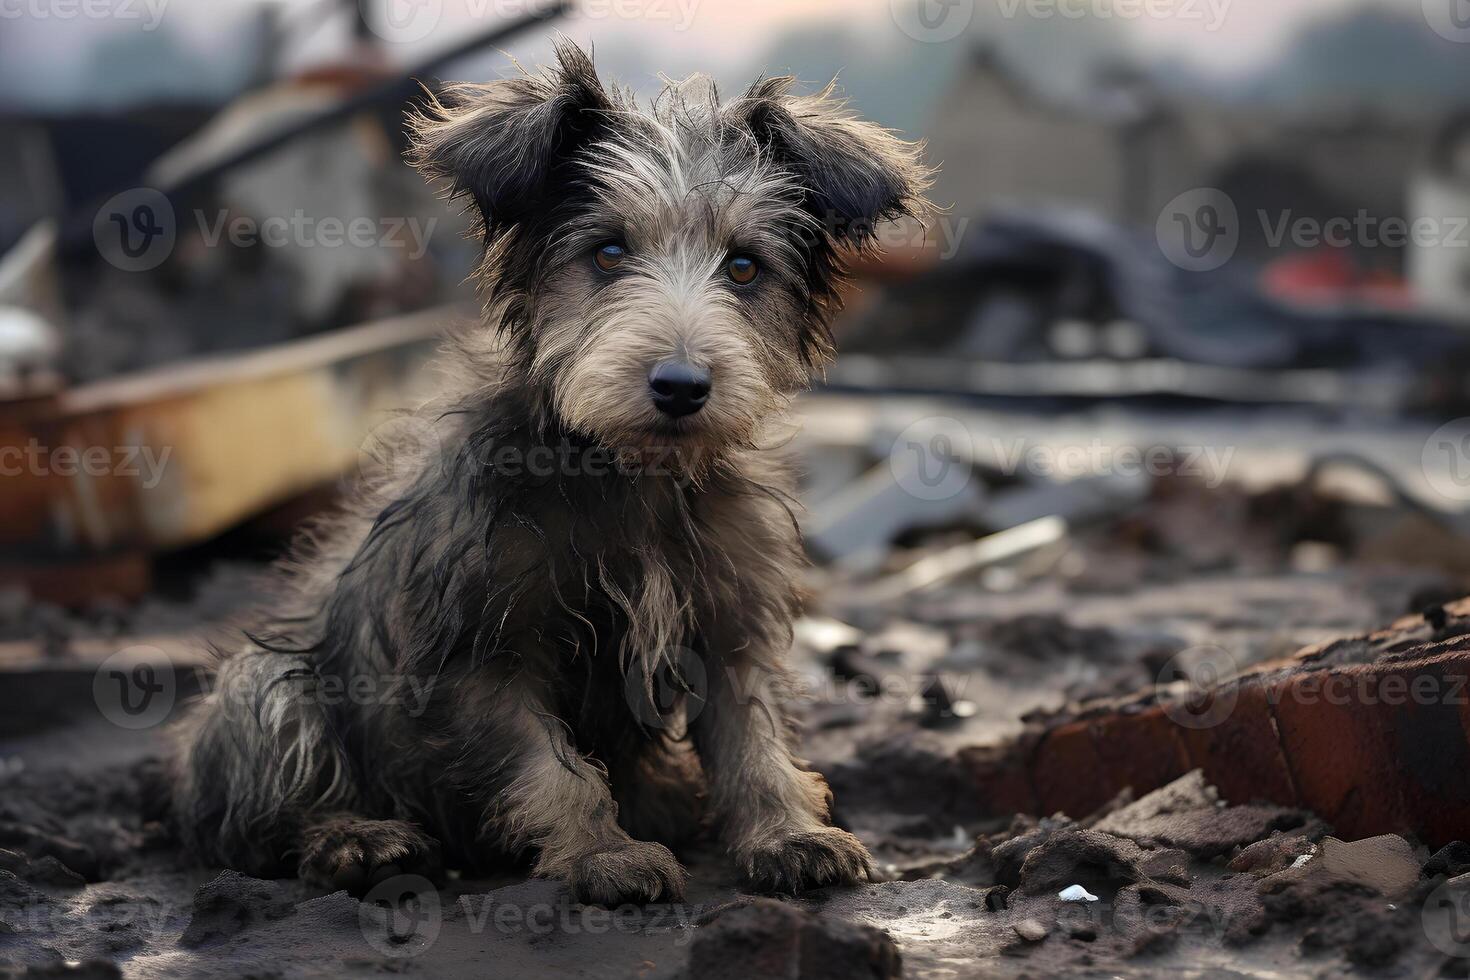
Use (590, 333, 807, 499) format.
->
(0, 849, 84, 889)
(179, 871, 297, 948)
(0, 869, 45, 909)
(687, 898, 901, 980)
(1259, 878, 1410, 969)
(1228, 836, 1317, 877)
(1424, 841, 1470, 879)
(1013, 829, 1189, 898)
(1, 962, 123, 979)
(1093, 771, 1323, 859)
(0, 823, 98, 882)
(1269, 835, 1421, 899)
(1012, 918, 1048, 942)
(990, 816, 1075, 888)
(1257, 836, 1423, 969)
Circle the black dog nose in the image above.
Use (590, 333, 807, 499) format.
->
(648, 361, 712, 418)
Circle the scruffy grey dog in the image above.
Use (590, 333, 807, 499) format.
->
(171, 42, 929, 906)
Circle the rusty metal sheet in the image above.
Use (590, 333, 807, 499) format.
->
(0, 306, 464, 561)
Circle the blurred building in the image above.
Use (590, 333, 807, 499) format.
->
(928, 47, 1439, 265)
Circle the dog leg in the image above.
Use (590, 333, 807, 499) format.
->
(693, 658, 872, 892)
(298, 815, 443, 893)
(490, 689, 687, 905)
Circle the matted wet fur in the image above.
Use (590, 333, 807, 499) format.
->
(170, 41, 930, 905)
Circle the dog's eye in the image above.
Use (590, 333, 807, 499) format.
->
(726, 255, 758, 285)
(594, 243, 626, 272)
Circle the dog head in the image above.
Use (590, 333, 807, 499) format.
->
(409, 42, 930, 464)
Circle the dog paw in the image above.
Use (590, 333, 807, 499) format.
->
(567, 840, 687, 906)
(298, 817, 442, 894)
(741, 826, 872, 893)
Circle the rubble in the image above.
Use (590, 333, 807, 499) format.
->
(1265, 835, 1423, 900)
(1091, 770, 1326, 858)
(6, 431, 1470, 975)
(953, 599, 1470, 848)
(687, 899, 902, 980)
(1009, 828, 1188, 897)
(178, 871, 298, 948)
(1228, 836, 1318, 878)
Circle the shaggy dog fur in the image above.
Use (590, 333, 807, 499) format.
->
(170, 42, 930, 906)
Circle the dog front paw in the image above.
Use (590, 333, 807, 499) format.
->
(299, 816, 442, 894)
(568, 840, 687, 906)
(741, 827, 872, 893)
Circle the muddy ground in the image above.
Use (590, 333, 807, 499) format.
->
(5, 473, 1470, 978)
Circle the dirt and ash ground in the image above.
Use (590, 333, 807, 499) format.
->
(5, 475, 1470, 978)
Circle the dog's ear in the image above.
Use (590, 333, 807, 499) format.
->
(733, 77, 933, 247)
(407, 41, 613, 235)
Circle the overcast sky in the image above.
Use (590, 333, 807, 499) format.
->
(0, 0, 1433, 108)
(336, 0, 1411, 74)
